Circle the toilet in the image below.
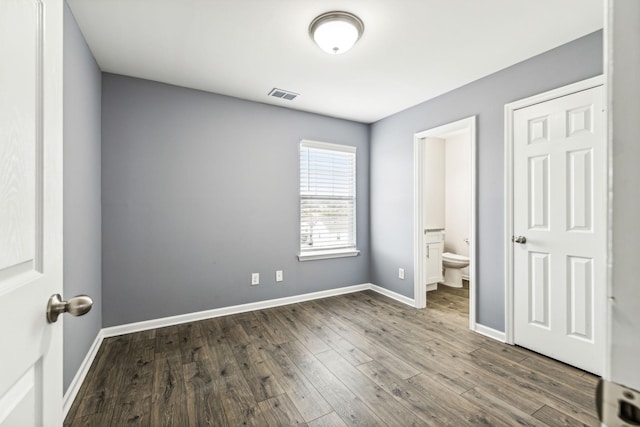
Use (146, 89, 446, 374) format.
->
(441, 252, 469, 288)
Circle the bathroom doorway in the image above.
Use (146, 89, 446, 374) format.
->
(413, 116, 477, 331)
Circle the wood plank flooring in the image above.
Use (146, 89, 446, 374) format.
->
(65, 285, 599, 426)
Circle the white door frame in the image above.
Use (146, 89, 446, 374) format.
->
(504, 75, 606, 345)
(605, 0, 640, 394)
(413, 116, 477, 330)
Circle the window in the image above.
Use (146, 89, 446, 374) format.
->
(299, 140, 359, 261)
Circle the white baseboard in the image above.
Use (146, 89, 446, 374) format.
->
(474, 323, 506, 342)
(426, 283, 438, 292)
(102, 284, 370, 338)
(63, 330, 104, 417)
(65, 282, 414, 416)
(368, 284, 416, 307)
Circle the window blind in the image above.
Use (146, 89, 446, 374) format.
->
(300, 140, 356, 253)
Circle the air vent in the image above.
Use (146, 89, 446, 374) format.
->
(268, 88, 299, 101)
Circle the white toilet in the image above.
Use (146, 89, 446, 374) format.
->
(441, 252, 469, 288)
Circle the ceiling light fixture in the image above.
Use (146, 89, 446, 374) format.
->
(309, 11, 364, 55)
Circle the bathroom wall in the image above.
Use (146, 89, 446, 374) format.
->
(444, 131, 470, 277)
(370, 31, 603, 331)
(423, 137, 445, 230)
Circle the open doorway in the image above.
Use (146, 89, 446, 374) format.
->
(413, 116, 477, 331)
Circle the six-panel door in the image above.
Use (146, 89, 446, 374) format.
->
(513, 86, 606, 375)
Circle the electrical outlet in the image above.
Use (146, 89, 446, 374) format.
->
(251, 273, 260, 285)
(398, 268, 405, 280)
(276, 270, 283, 282)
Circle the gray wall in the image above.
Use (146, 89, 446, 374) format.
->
(369, 31, 603, 331)
(63, 2, 102, 392)
(101, 74, 370, 327)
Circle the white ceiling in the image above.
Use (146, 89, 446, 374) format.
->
(67, 0, 603, 124)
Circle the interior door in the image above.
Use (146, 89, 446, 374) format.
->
(0, 0, 64, 425)
(513, 85, 605, 375)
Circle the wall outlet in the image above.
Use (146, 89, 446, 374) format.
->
(251, 273, 260, 285)
(398, 268, 405, 280)
(275, 270, 283, 282)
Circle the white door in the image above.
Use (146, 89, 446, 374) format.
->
(0, 0, 64, 426)
(513, 85, 606, 375)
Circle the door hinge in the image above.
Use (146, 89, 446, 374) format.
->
(596, 379, 640, 426)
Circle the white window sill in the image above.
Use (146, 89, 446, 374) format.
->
(298, 249, 360, 262)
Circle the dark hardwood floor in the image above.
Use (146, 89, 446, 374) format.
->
(65, 285, 599, 426)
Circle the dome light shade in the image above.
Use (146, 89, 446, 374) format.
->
(309, 11, 364, 55)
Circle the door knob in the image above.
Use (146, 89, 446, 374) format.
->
(46, 294, 93, 323)
(512, 235, 527, 244)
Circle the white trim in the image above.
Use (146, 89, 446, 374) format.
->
(504, 75, 605, 345)
(474, 323, 507, 342)
(300, 139, 356, 153)
(413, 134, 426, 309)
(413, 116, 477, 330)
(96, 283, 420, 339)
(468, 117, 477, 332)
(63, 282, 415, 413)
(603, 0, 613, 383)
(426, 283, 438, 292)
(62, 330, 104, 417)
(504, 101, 515, 344)
(298, 248, 360, 261)
(369, 283, 416, 307)
(102, 284, 370, 338)
(506, 75, 604, 112)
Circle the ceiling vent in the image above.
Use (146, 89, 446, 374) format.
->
(268, 88, 299, 101)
